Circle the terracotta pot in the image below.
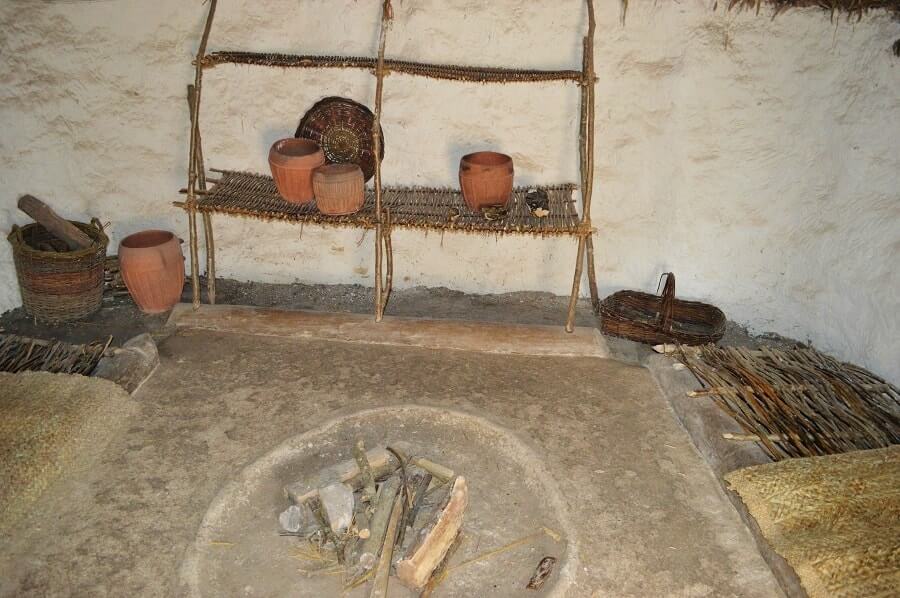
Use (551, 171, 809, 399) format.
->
(118, 230, 185, 314)
(459, 151, 514, 211)
(269, 138, 326, 204)
(313, 164, 365, 215)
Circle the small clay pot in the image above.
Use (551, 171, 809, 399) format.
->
(313, 164, 365, 215)
(459, 151, 514, 211)
(269, 138, 326, 204)
(118, 230, 185, 314)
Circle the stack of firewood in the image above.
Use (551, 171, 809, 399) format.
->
(103, 256, 129, 299)
(279, 441, 468, 596)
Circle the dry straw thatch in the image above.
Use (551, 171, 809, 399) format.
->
(622, 0, 900, 23)
(728, 0, 900, 18)
(726, 446, 900, 598)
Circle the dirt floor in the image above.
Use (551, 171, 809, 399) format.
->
(0, 326, 784, 597)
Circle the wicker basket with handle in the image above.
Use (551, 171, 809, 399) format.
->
(599, 273, 726, 346)
(8, 219, 108, 322)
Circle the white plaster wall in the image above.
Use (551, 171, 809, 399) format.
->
(0, 1, 897, 383)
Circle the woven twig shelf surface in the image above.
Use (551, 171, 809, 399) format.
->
(194, 169, 582, 236)
(599, 273, 726, 345)
(295, 96, 384, 183)
(202, 52, 584, 84)
(8, 219, 108, 323)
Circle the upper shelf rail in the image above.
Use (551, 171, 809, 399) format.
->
(201, 51, 583, 84)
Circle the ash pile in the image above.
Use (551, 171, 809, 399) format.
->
(279, 441, 467, 594)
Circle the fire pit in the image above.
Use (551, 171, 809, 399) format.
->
(182, 406, 577, 597)
(278, 440, 468, 593)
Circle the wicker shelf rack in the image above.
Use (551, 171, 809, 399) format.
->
(179, 0, 599, 330)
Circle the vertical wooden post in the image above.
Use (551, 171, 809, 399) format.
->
(567, 0, 597, 331)
(186, 0, 218, 309)
(580, 0, 597, 224)
(586, 236, 599, 314)
(188, 84, 216, 305)
(566, 235, 587, 332)
(383, 209, 393, 310)
(372, 0, 393, 321)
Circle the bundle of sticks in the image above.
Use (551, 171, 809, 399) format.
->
(0, 333, 111, 375)
(279, 441, 467, 596)
(103, 256, 129, 298)
(677, 344, 900, 460)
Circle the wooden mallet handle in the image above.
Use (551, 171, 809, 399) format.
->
(17, 194, 93, 250)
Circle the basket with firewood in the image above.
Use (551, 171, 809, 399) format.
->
(7, 195, 108, 322)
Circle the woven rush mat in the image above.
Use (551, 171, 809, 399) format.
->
(726, 446, 900, 597)
(0, 372, 134, 531)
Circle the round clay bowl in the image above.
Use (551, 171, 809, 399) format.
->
(118, 230, 185, 314)
(268, 138, 326, 204)
(459, 151, 514, 211)
(313, 164, 365, 216)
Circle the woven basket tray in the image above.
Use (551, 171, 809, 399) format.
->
(8, 219, 108, 323)
(295, 96, 384, 183)
(599, 273, 726, 346)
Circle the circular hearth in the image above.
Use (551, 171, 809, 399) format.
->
(181, 406, 578, 597)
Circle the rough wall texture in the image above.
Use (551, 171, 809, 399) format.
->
(0, 0, 897, 383)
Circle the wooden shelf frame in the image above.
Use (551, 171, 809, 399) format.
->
(181, 0, 600, 330)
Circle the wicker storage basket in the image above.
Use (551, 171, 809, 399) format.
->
(8, 219, 108, 322)
(599, 273, 725, 345)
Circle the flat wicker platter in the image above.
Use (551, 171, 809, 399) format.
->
(295, 96, 385, 183)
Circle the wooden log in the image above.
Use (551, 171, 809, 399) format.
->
(409, 457, 454, 482)
(690, 383, 891, 397)
(17, 195, 93, 250)
(344, 498, 372, 569)
(418, 532, 463, 598)
(358, 476, 402, 572)
(404, 473, 432, 530)
(396, 476, 468, 590)
(354, 439, 378, 503)
(399, 481, 452, 559)
(309, 496, 345, 564)
(369, 493, 404, 598)
(722, 431, 875, 443)
(397, 471, 432, 551)
(285, 444, 407, 504)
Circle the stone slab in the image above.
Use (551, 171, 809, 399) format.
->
(166, 303, 609, 358)
(93, 333, 160, 395)
(641, 351, 806, 598)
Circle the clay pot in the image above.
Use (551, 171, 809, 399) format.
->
(118, 230, 185, 314)
(269, 138, 326, 204)
(313, 164, 365, 215)
(459, 151, 514, 211)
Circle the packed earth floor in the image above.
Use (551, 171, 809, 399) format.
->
(0, 315, 785, 596)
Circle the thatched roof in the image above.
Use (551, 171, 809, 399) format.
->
(729, 0, 900, 18)
(622, 0, 899, 23)
(620, 0, 900, 52)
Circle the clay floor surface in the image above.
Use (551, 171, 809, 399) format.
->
(0, 329, 783, 597)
